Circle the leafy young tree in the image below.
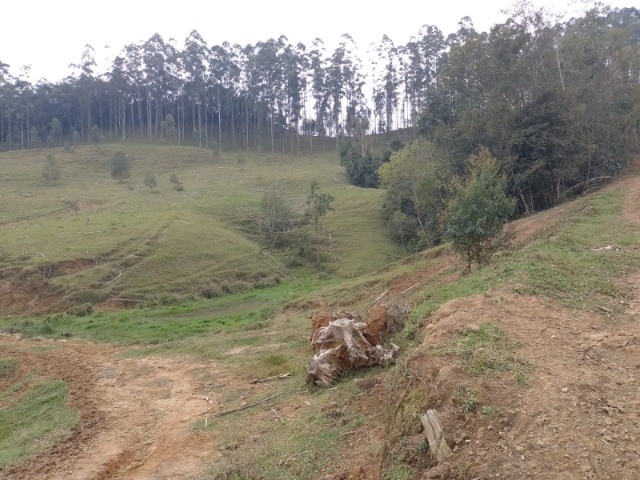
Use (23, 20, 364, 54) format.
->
(169, 173, 183, 191)
(144, 172, 157, 190)
(110, 151, 131, 183)
(443, 149, 516, 269)
(305, 181, 334, 235)
(379, 139, 454, 249)
(261, 187, 294, 241)
(42, 154, 61, 185)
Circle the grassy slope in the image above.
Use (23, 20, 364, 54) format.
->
(2, 142, 639, 478)
(0, 144, 401, 309)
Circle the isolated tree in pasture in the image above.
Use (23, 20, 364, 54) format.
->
(42, 154, 61, 185)
(144, 172, 157, 190)
(443, 149, 515, 269)
(110, 151, 131, 182)
(261, 188, 294, 241)
(169, 173, 183, 191)
(305, 181, 334, 235)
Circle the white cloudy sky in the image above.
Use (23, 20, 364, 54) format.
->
(0, 0, 634, 82)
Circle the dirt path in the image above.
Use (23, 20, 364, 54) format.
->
(0, 338, 221, 480)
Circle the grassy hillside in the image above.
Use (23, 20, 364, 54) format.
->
(0, 144, 401, 313)
(2, 143, 639, 479)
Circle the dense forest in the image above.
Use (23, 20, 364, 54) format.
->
(0, 4, 639, 246)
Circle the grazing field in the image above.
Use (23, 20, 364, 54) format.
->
(0, 144, 401, 314)
(1, 146, 640, 479)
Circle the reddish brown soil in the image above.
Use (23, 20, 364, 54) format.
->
(0, 338, 220, 480)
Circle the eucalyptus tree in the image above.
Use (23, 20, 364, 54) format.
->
(142, 34, 181, 140)
(281, 41, 307, 153)
(182, 30, 209, 146)
(209, 41, 241, 151)
(400, 25, 445, 127)
(68, 45, 97, 142)
(308, 38, 328, 144)
(372, 35, 399, 132)
(327, 34, 364, 149)
(0, 61, 15, 146)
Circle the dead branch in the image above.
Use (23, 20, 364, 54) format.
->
(560, 176, 613, 198)
(211, 391, 284, 418)
(250, 373, 292, 384)
(401, 282, 421, 295)
(105, 269, 124, 286)
(369, 289, 389, 309)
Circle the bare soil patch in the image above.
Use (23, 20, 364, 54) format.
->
(0, 338, 222, 480)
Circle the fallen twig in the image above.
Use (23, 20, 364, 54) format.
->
(250, 373, 292, 384)
(105, 269, 124, 286)
(369, 289, 389, 309)
(401, 282, 421, 294)
(212, 391, 284, 418)
(271, 408, 284, 423)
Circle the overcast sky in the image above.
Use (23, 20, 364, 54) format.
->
(1, 0, 634, 82)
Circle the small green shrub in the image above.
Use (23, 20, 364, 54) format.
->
(0, 358, 18, 378)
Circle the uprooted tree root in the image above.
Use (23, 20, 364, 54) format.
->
(305, 304, 408, 387)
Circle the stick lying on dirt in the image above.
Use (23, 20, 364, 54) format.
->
(211, 391, 284, 418)
(421, 410, 453, 462)
(249, 373, 292, 384)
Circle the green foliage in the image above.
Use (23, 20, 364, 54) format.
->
(457, 387, 478, 413)
(261, 187, 294, 243)
(437, 323, 531, 383)
(384, 463, 413, 480)
(110, 151, 132, 182)
(379, 139, 454, 251)
(169, 173, 183, 190)
(419, 7, 640, 214)
(49, 117, 63, 146)
(444, 149, 516, 269)
(305, 180, 334, 235)
(144, 171, 157, 190)
(42, 154, 61, 185)
(0, 358, 17, 378)
(90, 124, 101, 144)
(339, 141, 385, 188)
(160, 114, 177, 143)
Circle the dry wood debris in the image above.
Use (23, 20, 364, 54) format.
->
(306, 304, 407, 387)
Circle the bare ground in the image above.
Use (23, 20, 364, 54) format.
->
(0, 339, 221, 480)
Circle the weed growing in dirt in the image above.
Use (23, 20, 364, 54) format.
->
(384, 463, 413, 480)
(0, 358, 18, 378)
(437, 323, 532, 383)
(481, 405, 500, 417)
(454, 386, 479, 413)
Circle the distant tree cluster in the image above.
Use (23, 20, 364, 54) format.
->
(0, 25, 439, 153)
(376, 5, 640, 256)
